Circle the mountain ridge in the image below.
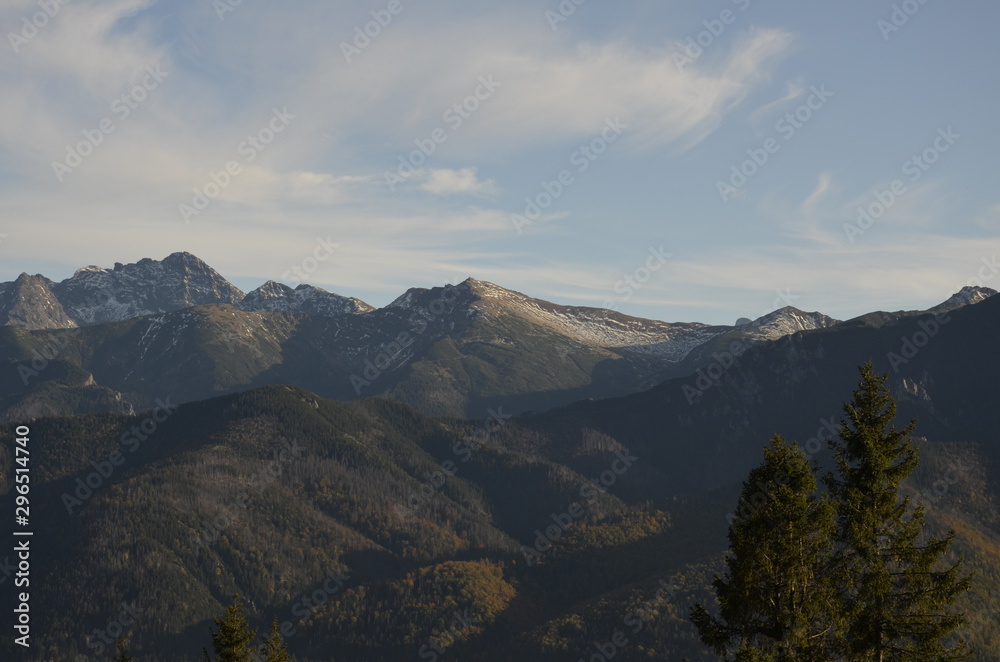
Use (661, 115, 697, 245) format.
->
(3, 251, 993, 336)
(1, 252, 995, 420)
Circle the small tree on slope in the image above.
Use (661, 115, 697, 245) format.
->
(205, 594, 258, 662)
(260, 616, 292, 662)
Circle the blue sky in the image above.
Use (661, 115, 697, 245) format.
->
(1, 0, 997, 325)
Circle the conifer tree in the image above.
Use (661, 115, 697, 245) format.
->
(260, 616, 292, 662)
(825, 362, 970, 661)
(205, 594, 258, 662)
(691, 435, 837, 661)
(114, 635, 134, 662)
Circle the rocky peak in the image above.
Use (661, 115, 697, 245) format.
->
(931, 286, 996, 314)
(239, 281, 374, 316)
(49, 253, 244, 326)
(0, 272, 75, 329)
(743, 306, 840, 341)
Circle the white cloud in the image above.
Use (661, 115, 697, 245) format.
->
(420, 168, 496, 196)
(0, 3, 794, 239)
(0, 0, 167, 157)
(658, 231, 1000, 319)
(748, 77, 807, 130)
(801, 171, 834, 216)
(0, 1, 853, 325)
(282, 14, 795, 159)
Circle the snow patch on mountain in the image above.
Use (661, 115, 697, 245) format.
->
(741, 307, 840, 342)
(464, 279, 726, 362)
(52, 252, 245, 326)
(239, 281, 374, 316)
(930, 286, 996, 314)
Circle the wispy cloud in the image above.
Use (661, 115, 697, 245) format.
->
(0, 2, 793, 276)
(748, 77, 806, 130)
(420, 168, 496, 196)
(5, 0, 987, 325)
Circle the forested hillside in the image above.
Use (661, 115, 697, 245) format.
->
(1, 383, 997, 660)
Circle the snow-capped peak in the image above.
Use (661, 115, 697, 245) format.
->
(742, 306, 840, 341)
(239, 281, 374, 316)
(932, 286, 996, 313)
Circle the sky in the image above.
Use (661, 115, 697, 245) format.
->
(0, 0, 998, 326)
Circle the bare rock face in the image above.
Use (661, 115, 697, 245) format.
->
(0, 273, 76, 329)
(51, 252, 245, 326)
(929, 286, 996, 314)
(239, 281, 373, 316)
(0, 252, 385, 331)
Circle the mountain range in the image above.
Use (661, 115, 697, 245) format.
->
(1, 253, 998, 661)
(2, 252, 993, 422)
(0, 252, 369, 330)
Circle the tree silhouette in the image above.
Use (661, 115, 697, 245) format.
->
(204, 594, 258, 662)
(825, 362, 971, 661)
(114, 635, 134, 662)
(691, 435, 837, 660)
(692, 364, 972, 661)
(260, 616, 292, 662)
